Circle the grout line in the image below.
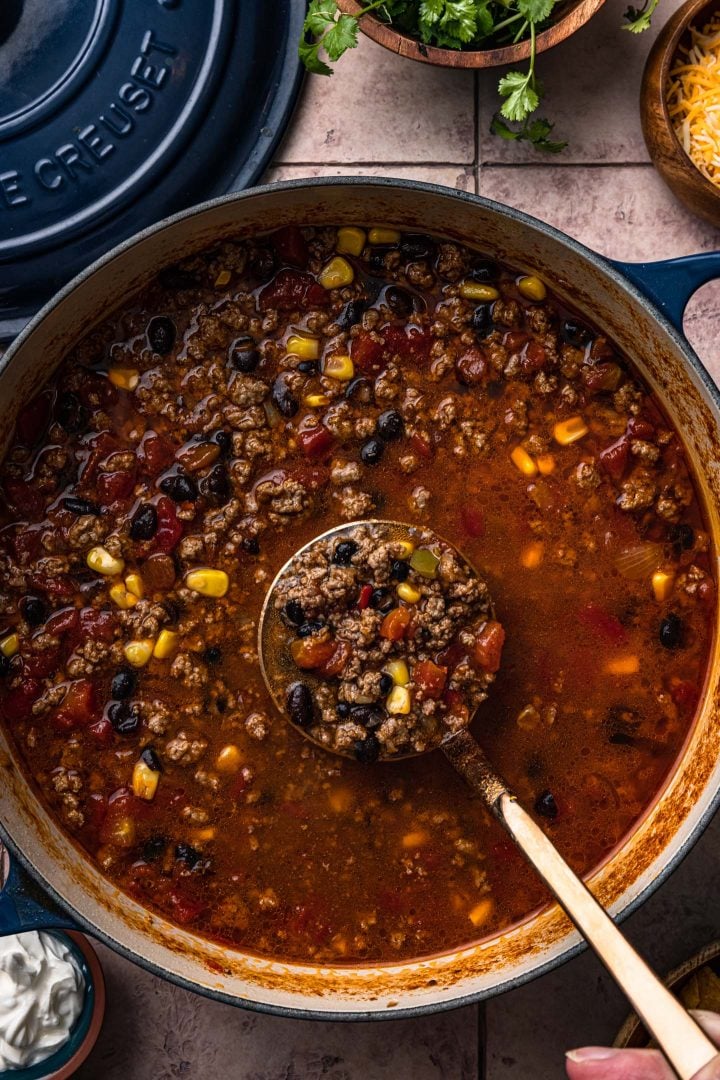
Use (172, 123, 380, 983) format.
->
(272, 160, 653, 169)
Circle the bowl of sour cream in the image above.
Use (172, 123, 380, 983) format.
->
(0, 929, 105, 1079)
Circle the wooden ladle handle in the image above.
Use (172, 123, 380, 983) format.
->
(443, 729, 718, 1080)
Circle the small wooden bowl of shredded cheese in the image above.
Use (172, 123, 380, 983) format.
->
(642, 0, 720, 228)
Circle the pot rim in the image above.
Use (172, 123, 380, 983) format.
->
(2, 175, 720, 1020)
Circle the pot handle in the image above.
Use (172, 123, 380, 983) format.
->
(613, 252, 720, 334)
(0, 844, 75, 937)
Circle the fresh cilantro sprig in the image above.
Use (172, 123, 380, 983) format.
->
(299, 0, 660, 151)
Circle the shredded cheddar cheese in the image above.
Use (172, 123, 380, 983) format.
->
(667, 17, 720, 185)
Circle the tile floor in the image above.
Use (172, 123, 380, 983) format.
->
(74, 0, 720, 1074)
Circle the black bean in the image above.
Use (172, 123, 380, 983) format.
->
(469, 259, 498, 283)
(287, 681, 314, 728)
(212, 430, 232, 456)
(377, 410, 404, 442)
(391, 560, 410, 582)
(669, 522, 694, 552)
(62, 496, 101, 516)
(56, 391, 87, 433)
(142, 835, 167, 862)
(147, 316, 176, 355)
(354, 734, 381, 763)
(368, 251, 388, 273)
(141, 746, 162, 772)
(241, 536, 260, 555)
(534, 790, 558, 820)
(249, 246, 276, 282)
(333, 539, 358, 565)
(175, 843, 202, 867)
(0, 654, 10, 677)
(204, 646, 222, 664)
(108, 701, 141, 735)
(298, 360, 318, 374)
(284, 600, 305, 626)
(471, 303, 494, 335)
(336, 701, 351, 719)
(111, 669, 136, 700)
(271, 375, 299, 418)
(370, 587, 393, 612)
(20, 595, 46, 627)
(200, 465, 231, 504)
(379, 673, 393, 695)
(230, 337, 259, 373)
(130, 503, 158, 541)
(215, 696, 227, 713)
(659, 613, 683, 649)
(159, 473, 198, 502)
(385, 285, 414, 318)
(297, 621, 325, 638)
(158, 266, 196, 291)
(561, 320, 592, 348)
(400, 233, 436, 261)
(336, 299, 368, 332)
(350, 705, 384, 729)
(361, 438, 384, 466)
(345, 376, 373, 404)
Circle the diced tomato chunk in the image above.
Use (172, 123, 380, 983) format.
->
(627, 417, 655, 440)
(414, 659, 448, 699)
(168, 889, 207, 924)
(599, 437, 629, 482)
(79, 608, 116, 643)
(97, 470, 136, 502)
(23, 647, 61, 679)
(473, 620, 505, 674)
(383, 324, 431, 362)
(670, 679, 700, 716)
(357, 584, 373, 610)
(46, 607, 79, 637)
(380, 606, 412, 641)
(460, 506, 485, 538)
(270, 225, 309, 268)
(1, 678, 41, 722)
(3, 478, 45, 518)
(578, 603, 627, 646)
(351, 330, 385, 375)
(297, 425, 334, 459)
(28, 574, 76, 601)
(153, 496, 183, 553)
(259, 270, 328, 312)
(51, 679, 99, 732)
(81, 432, 119, 485)
(410, 433, 433, 460)
(138, 433, 175, 477)
(290, 636, 337, 670)
(316, 640, 352, 678)
(16, 391, 52, 446)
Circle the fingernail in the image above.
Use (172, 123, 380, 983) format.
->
(566, 1048, 623, 1063)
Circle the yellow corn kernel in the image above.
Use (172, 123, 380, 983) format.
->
(87, 546, 125, 576)
(468, 897, 495, 928)
(191, 826, 217, 843)
(216, 744, 242, 773)
(387, 685, 412, 715)
(510, 446, 538, 477)
(124, 639, 154, 668)
(214, 269, 231, 287)
(109, 583, 138, 610)
(368, 227, 400, 245)
(303, 393, 330, 408)
(0, 633, 19, 658)
(336, 227, 366, 256)
(287, 334, 319, 360)
(652, 570, 675, 603)
(520, 541, 544, 569)
(323, 354, 354, 382)
(397, 582, 421, 603)
(328, 786, 353, 813)
(124, 573, 144, 599)
(401, 829, 429, 849)
(553, 416, 589, 446)
(459, 281, 500, 303)
(108, 367, 139, 391)
(132, 759, 160, 801)
(395, 540, 415, 560)
(185, 568, 229, 598)
(518, 275, 547, 302)
(536, 453, 556, 476)
(318, 256, 354, 290)
(605, 655, 640, 676)
(385, 659, 410, 686)
(106, 816, 135, 849)
(153, 629, 179, 660)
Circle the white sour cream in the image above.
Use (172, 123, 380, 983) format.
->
(0, 931, 85, 1070)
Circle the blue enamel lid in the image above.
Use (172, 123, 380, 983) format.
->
(0, 0, 305, 334)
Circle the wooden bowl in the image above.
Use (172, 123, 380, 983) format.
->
(641, 0, 720, 229)
(336, 0, 606, 68)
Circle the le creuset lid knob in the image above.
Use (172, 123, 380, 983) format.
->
(0, 0, 305, 336)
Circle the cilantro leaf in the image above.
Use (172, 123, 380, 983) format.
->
(419, 0, 444, 24)
(305, 0, 337, 35)
(299, 0, 361, 75)
(498, 70, 539, 121)
(517, 0, 555, 23)
(623, 0, 659, 32)
(323, 13, 360, 59)
(298, 36, 333, 76)
(491, 113, 566, 151)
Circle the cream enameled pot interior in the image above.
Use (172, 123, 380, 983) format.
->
(1, 179, 719, 1018)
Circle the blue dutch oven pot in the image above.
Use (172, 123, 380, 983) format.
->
(0, 178, 719, 1020)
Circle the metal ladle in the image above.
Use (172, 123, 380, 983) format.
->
(259, 519, 716, 1079)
